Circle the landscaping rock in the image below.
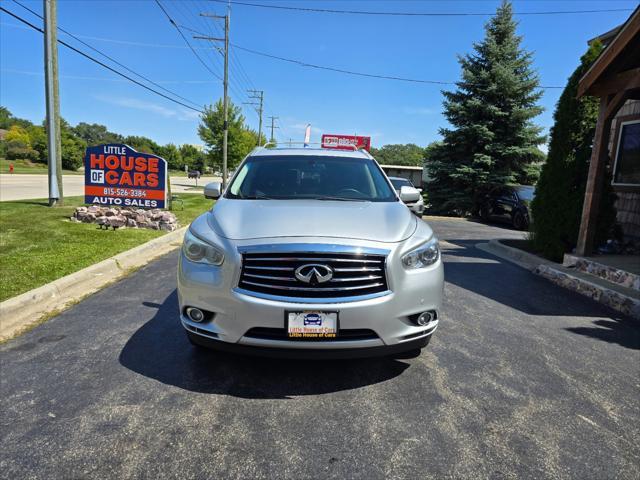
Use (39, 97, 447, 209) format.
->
(159, 222, 177, 231)
(108, 216, 127, 229)
(72, 206, 179, 231)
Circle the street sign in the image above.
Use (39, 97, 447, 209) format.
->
(321, 134, 371, 151)
(84, 144, 168, 209)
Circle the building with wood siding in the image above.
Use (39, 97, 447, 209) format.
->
(576, 6, 640, 255)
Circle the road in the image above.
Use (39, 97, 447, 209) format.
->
(1, 218, 639, 479)
(0, 174, 220, 201)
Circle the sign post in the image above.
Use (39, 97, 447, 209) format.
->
(84, 144, 168, 209)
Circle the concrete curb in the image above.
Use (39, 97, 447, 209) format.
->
(476, 239, 553, 271)
(0, 226, 187, 341)
(535, 264, 640, 319)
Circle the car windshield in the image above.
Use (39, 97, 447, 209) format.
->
(390, 178, 412, 190)
(226, 155, 397, 202)
(516, 186, 535, 201)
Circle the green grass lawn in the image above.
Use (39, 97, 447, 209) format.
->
(0, 158, 82, 175)
(0, 194, 213, 302)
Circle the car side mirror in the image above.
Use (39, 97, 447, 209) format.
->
(399, 186, 420, 203)
(204, 182, 221, 199)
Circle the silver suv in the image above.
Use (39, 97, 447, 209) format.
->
(178, 147, 444, 358)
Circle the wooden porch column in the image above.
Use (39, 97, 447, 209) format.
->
(576, 96, 613, 256)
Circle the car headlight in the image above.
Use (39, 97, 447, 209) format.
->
(182, 230, 224, 265)
(402, 237, 439, 269)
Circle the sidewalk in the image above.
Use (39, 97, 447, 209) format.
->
(0, 174, 220, 201)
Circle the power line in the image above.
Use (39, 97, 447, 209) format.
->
(232, 43, 564, 89)
(210, 0, 634, 17)
(154, 0, 222, 80)
(0, 6, 204, 113)
(176, 16, 267, 125)
(190, 2, 262, 105)
(174, 15, 251, 104)
(11, 0, 204, 110)
(1, 20, 211, 49)
(177, 0, 226, 74)
(179, 22, 246, 86)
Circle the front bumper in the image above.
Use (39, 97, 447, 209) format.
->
(177, 237, 444, 355)
(186, 330, 431, 359)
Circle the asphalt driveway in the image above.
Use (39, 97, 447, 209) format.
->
(1, 218, 638, 479)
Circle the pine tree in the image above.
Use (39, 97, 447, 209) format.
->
(427, 0, 545, 214)
(530, 41, 617, 261)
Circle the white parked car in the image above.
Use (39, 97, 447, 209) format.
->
(178, 147, 444, 358)
(389, 177, 424, 216)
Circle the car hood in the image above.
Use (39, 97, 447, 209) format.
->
(206, 198, 419, 242)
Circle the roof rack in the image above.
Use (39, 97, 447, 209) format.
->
(260, 141, 360, 151)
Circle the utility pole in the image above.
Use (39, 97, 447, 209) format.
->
(195, 10, 230, 188)
(244, 89, 263, 145)
(268, 116, 279, 143)
(44, 0, 63, 206)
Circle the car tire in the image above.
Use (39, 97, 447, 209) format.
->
(512, 212, 527, 230)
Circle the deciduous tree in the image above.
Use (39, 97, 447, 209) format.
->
(370, 144, 426, 166)
(72, 122, 123, 146)
(198, 99, 258, 170)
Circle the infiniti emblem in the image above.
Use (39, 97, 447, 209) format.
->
(294, 264, 334, 284)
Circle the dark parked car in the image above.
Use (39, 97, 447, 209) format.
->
(477, 185, 535, 230)
(188, 170, 201, 179)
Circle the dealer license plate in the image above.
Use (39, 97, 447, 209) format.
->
(287, 311, 338, 339)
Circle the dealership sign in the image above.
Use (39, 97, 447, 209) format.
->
(321, 134, 371, 151)
(84, 144, 167, 209)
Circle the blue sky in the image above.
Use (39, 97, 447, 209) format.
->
(1, 0, 636, 149)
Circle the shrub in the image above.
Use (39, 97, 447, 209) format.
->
(530, 41, 617, 261)
(5, 139, 39, 161)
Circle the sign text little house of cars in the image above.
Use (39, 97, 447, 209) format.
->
(84, 144, 168, 209)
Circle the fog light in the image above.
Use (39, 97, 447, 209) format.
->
(416, 311, 435, 326)
(186, 307, 205, 323)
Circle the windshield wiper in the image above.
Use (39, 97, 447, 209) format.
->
(241, 192, 276, 200)
(312, 196, 370, 202)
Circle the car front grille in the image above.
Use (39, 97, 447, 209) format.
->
(244, 327, 379, 342)
(238, 248, 389, 300)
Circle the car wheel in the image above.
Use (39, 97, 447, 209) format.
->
(512, 212, 527, 230)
